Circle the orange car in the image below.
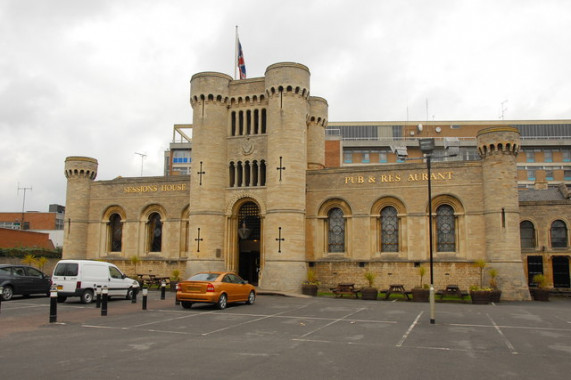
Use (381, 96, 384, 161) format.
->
(176, 271, 256, 310)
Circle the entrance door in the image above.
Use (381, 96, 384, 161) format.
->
(237, 202, 260, 286)
(552, 256, 570, 288)
(527, 256, 544, 286)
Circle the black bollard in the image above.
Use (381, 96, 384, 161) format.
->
(95, 286, 102, 308)
(49, 287, 58, 323)
(131, 284, 139, 304)
(101, 286, 108, 316)
(142, 287, 148, 310)
(160, 281, 166, 300)
(174, 282, 180, 305)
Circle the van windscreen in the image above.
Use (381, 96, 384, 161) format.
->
(54, 263, 79, 276)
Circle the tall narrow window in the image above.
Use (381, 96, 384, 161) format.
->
(328, 208, 345, 253)
(260, 160, 266, 186)
(252, 160, 259, 186)
(551, 220, 568, 248)
(246, 110, 251, 135)
(254, 109, 259, 134)
(436, 205, 455, 252)
(381, 206, 398, 252)
(229, 162, 235, 187)
(244, 161, 251, 186)
(520, 221, 536, 249)
(237, 161, 243, 187)
(148, 212, 162, 252)
(261, 109, 267, 134)
(231, 111, 236, 136)
(239, 111, 244, 135)
(108, 213, 122, 252)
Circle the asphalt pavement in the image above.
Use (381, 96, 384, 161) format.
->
(1, 291, 570, 379)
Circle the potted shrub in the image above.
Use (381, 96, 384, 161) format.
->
(412, 266, 430, 302)
(488, 268, 502, 303)
(301, 269, 319, 296)
(470, 259, 491, 304)
(361, 271, 378, 300)
(170, 269, 181, 292)
(530, 274, 550, 301)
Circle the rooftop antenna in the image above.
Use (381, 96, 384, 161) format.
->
(500, 99, 508, 120)
(134, 152, 147, 176)
(17, 184, 32, 230)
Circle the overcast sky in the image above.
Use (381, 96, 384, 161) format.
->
(1, 0, 570, 213)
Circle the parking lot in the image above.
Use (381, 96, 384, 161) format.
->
(1, 292, 571, 379)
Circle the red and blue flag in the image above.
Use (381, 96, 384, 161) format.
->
(237, 40, 246, 79)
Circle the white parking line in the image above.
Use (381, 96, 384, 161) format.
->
(299, 307, 367, 339)
(396, 311, 423, 347)
(487, 313, 518, 354)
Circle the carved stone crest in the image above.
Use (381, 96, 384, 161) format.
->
(241, 139, 254, 155)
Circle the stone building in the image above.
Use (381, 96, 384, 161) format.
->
(62, 62, 571, 300)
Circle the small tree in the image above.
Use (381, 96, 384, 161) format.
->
(21, 254, 38, 267)
(364, 271, 376, 288)
(473, 259, 487, 289)
(418, 266, 426, 288)
(37, 257, 48, 272)
(488, 268, 498, 289)
(130, 255, 141, 275)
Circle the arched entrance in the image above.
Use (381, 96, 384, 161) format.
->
(237, 201, 261, 285)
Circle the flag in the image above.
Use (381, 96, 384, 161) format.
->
(237, 39, 247, 79)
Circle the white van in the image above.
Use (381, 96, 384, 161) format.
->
(52, 260, 138, 304)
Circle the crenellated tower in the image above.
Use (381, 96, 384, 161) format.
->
(307, 96, 328, 169)
(477, 127, 531, 300)
(63, 156, 98, 258)
(188, 72, 232, 272)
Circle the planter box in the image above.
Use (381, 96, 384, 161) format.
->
(531, 288, 550, 301)
(301, 284, 318, 296)
(361, 287, 378, 300)
(470, 290, 491, 304)
(489, 289, 501, 303)
(412, 288, 430, 302)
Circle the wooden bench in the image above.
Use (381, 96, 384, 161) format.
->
(381, 284, 411, 300)
(436, 285, 469, 300)
(331, 283, 360, 298)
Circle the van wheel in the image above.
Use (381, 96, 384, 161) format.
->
(81, 289, 94, 304)
(126, 288, 134, 300)
(57, 295, 67, 303)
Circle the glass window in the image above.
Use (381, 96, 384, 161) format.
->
(381, 206, 398, 252)
(379, 151, 387, 163)
(362, 151, 370, 163)
(520, 221, 536, 249)
(551, 220, 568, 248)
(108, 213, 122, 252)
(544, 150, 553, 162)
(436, 205, 455, 252)
(563, 150, 571, 162)
(565, 170, 571, 180)
(526, 151, 535, 163)
(344, 151, 353, 163)
(148, 212, 162, 252)
(54, 263, 78, 276)
(109, 266, 123, 279)
(26, 267, 43, 277)
(545, 169, 554, 181)
(527, 169, 536, 181)
(328, 208, 345, 253)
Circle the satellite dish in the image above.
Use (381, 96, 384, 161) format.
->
(435, 127, 442, 133)
(417, 124, 423, 132)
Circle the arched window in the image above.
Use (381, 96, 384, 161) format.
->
(148, 212, 162, 252)
(381, 206, 398, 252)
(520, 221, 536, 249)
(436, 205, 455, 252)
(328, 208, 345, 252)
(108, 213, 122, 252)
(551, 220, 568, 248)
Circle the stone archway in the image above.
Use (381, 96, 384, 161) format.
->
(236, 201, 261, 285)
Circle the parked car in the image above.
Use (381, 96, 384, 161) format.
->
(0, 264, 51, 301)
(51, 260, 138, 304)
(176, 271, 256, 310)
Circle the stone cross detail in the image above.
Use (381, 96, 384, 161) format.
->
(276, 156, 286, 181)
(275, 226, 285, 253)
(197, 161, 206, 186)
(195, 227, 203, 252)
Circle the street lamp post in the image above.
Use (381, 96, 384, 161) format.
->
(419, 138, 436, 324)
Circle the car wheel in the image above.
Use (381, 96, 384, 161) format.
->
(81, 289, 94, 304)
(57, 295, 67, 303)
(246, 290, 255, 305)
(126, 288, 134, 300)
(181, 301, 193, 309)
(1, 285, 13, 301)
(216, 293, 227, 310)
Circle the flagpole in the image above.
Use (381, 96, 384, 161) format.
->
(234, 26, 238, 80)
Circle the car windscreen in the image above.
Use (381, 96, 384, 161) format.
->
(54, 263, 79, 276)
(188, 273, 219, 282)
